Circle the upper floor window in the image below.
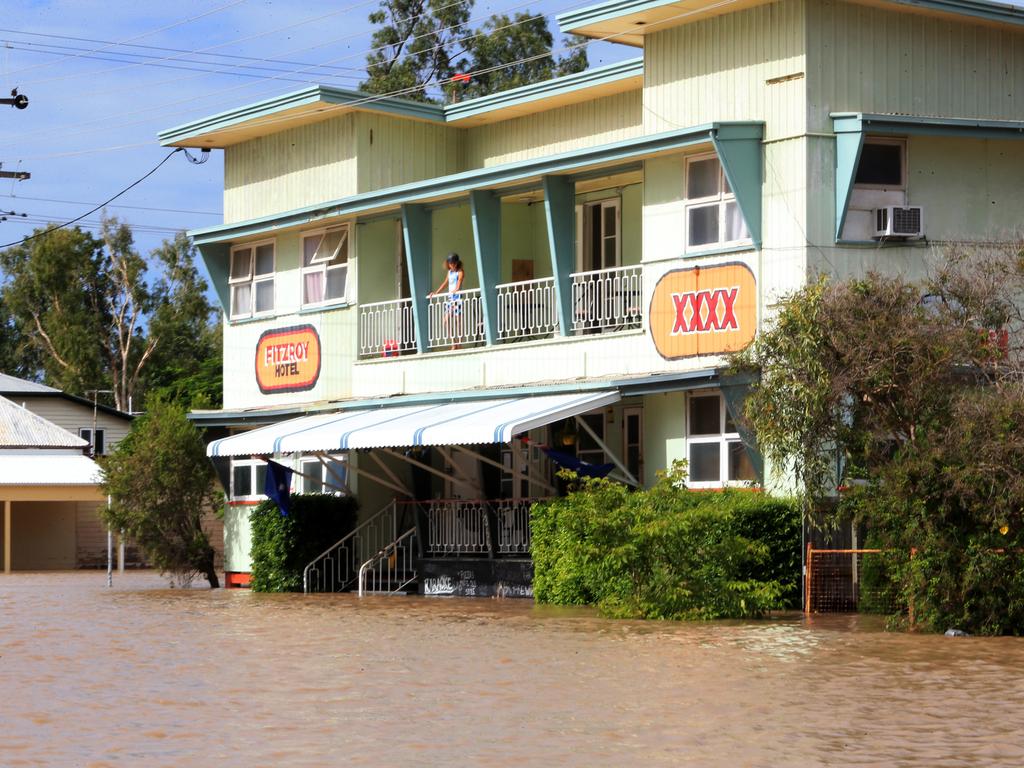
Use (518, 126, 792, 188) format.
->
(685, 154, 749, 250)
(79, 427, 105, 456)
(854, 139, 905, 188)
(687, 392, 756, 487)
(230, 241, 275, 319)
(302, 225, 350, 308)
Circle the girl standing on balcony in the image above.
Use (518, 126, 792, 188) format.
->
(430, 252, 465, 349)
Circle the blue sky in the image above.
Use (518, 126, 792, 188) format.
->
(0, 0, 635, 286)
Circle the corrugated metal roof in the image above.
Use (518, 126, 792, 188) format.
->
(0, 373, 59, 394)
(0, 450, 101, 485)
(0, 396, 89, 449)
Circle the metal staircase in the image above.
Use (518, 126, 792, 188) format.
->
(303, 500, 416, 593)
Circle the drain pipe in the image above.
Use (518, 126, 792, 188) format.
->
(106, 496, 113, 588)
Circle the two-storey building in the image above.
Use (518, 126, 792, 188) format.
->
(168, 0, 1024, 593)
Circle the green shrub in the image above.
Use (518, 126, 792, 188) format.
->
(531, 465, 801, 620)
(250, 494, 359, 592)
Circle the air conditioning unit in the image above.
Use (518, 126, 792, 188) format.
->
(873, 206, 924, 239)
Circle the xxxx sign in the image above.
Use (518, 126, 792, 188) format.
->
(255, 324, 322, 394)
(649, 262, 757, 360)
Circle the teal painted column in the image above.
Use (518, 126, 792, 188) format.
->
(712, 124, 764, 250)
(470, 190, 501, 345)
(542, 175, 575, 336)
(833, 123, 865, 241)
(401, 203, 433, 354)
(196, 242, 231, 314)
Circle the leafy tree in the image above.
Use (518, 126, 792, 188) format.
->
(737, 244, 1024, 633)
(142, 233, 222, 409)
(101, 398, 221, 588)
(361, 0, 588, 102)
(0, 292, 41, 380)
(362, 0, 472, 102)
(454, 14, 587, 99)
(0, 226, 110, 397)
(0, 220, 221, 410)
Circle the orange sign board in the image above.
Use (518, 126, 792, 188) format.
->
(255, 324, 322, 394)
(649, 262, 757, 360)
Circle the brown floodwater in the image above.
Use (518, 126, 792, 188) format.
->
(1, 572, 1023, 767)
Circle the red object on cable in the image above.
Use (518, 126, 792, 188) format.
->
(452, 72, 471, 83)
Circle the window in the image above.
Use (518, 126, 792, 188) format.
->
(231, 459, 268, 500)
(577, 199, 620, 272)
(854, 139, 905, 188)
(229, 241, 275, 319)
(622, 407, 643, 484)
(79, 428, 105, 456)
(299, 455, 348, 494)
(301, 226, 349, 307)
(576, 413, 607, 467)
(684, 155, 749, 250)
(686, 393, 757, 487)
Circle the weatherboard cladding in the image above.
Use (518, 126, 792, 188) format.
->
(0, 396, 89, 449)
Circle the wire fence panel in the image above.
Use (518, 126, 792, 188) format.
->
(805, 547, 908, 615)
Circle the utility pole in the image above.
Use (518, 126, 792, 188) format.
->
(1, 89, 31, 182)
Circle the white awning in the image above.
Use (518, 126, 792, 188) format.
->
(0, 450, 102, 485)
(208, 391, 620, 457)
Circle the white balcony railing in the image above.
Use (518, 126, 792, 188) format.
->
(427, 288, 485, 350)
(571, 264, 643, 334)
(358, 298, 416, 359)
(496, 277, 559, 342)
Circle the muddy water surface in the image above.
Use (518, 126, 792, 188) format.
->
(1, 571, 1023, 767)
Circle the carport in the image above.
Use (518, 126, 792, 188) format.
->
(0, 397, 105, 572)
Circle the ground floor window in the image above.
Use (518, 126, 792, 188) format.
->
(231, 459, 267, 500)
(622, 406, 643, 483)
(686, 392, 756, 487)
(299, 455, 348, 494)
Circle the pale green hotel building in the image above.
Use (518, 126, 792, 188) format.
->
(163, 0, 1024, 593)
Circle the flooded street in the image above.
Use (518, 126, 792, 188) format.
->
(2, 572, 1023, 767)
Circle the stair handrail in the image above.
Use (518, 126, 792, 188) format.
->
(303, 499, 397, 593)
(357, 526, 418, 597)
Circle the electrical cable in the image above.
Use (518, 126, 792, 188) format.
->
(0, 0, 547, 149)
(2, 0, 250, 79)
(0, 148, 184, 248)
(0, 193, 220, 216)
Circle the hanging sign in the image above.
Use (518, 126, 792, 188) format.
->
(255, 324, 322, 394)
(649, 262, 757, 360)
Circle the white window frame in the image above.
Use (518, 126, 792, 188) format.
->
(575, 198, 621, 272)
(684, 153, 751, 252)
(853, 138, 907, 191)
(300, 224, 351, 309)
(229, 239, 275, 320)
(230, 459, 268, 500)
(79, 427, 105, 456)
(685, 391, 755, 489)
(298, 455, 348, 494)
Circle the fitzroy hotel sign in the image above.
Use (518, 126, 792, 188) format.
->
(649, 263, 757, 359)
(255, 324, 322, 394)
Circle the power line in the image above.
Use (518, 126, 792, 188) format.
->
(1, 43, 364, 85)
(0, 193, 220, 216)
(0, 28, 365, 73)
(0, 148, 185, 248)
(2, 0, 250, 79)
(0, 0, 557, 151)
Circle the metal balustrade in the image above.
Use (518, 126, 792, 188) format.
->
(358, 298, 416, 359)
(424, 500, 491, 555)
(303, 500, 398, 593)
(427, 287, 486, 349)
(495, 499, 533, 555)
(357, 526, 419, 596)
(496, 277, 559, 341)
(571, 264, 643, 333)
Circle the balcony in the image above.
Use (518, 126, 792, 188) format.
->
(357, 265, 643, 360)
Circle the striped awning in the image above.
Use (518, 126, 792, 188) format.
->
(207, 391, 619, 457)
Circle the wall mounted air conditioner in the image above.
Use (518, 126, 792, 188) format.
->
(873, 206, 924, 239)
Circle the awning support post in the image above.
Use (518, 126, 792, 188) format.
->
(312, 454, 353, 494)
(573, 415, 639, 486)
(364, 451, 413, 497)
(450, 444, 557, 496)
(3, 499, 10, 574)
